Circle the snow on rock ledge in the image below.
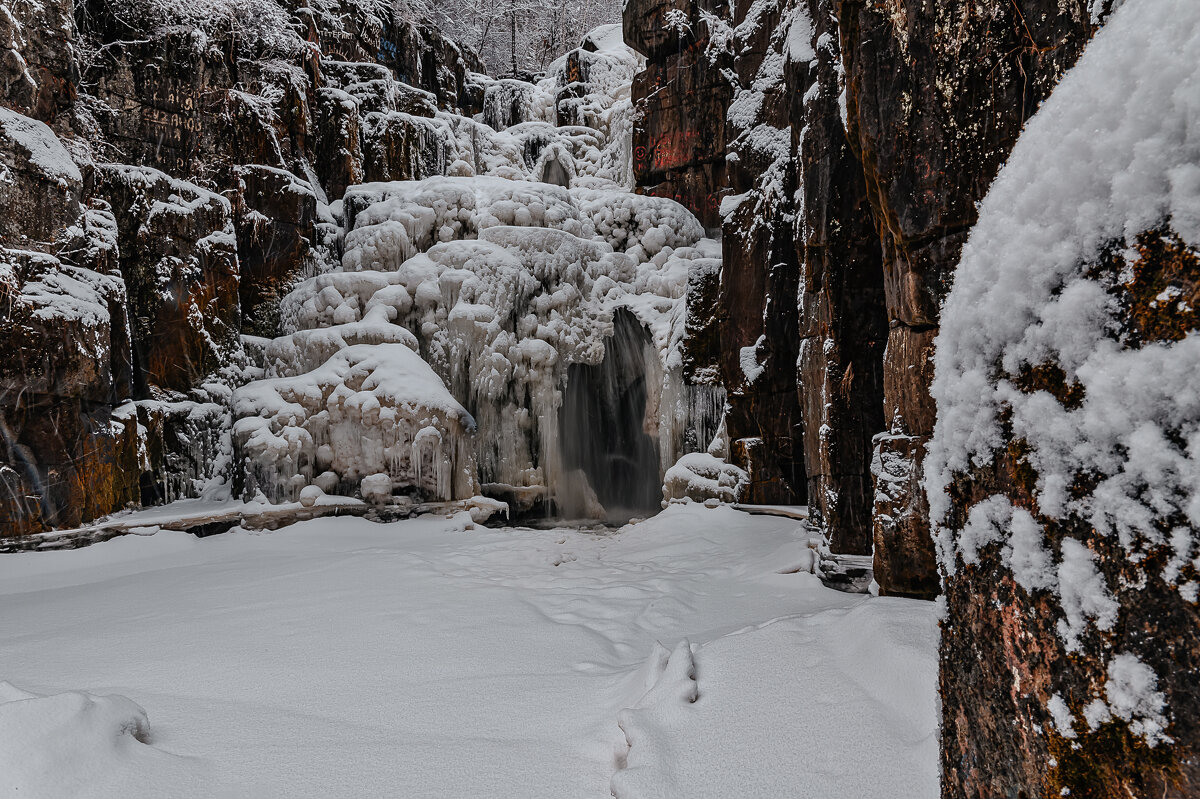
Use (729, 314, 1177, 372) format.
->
(927, 0, 1200, 794)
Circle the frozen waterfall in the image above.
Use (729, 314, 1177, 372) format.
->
(227, 29, 730, 521)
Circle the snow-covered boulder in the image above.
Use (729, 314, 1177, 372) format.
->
(662, 452, 749, 505)
(928, 1, 1200, 793)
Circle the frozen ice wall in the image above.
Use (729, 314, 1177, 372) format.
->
(232, 31, 726, 517)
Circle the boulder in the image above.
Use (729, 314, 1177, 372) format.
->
(928, 3, 1200, 792)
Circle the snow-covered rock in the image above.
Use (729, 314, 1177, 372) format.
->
(662, 452, 748, 505)
(928, 0, 1200, 792)
(233, 343, 477, 504)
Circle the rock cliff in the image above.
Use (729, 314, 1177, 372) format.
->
(624, 0, 1200, 794)
(624, 0, 1105, 581)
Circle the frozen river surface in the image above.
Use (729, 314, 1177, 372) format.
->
(0, 504, 938, 799)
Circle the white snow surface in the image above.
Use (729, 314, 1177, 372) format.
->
(928, 0, 1200, 594)
(0, 106, 82, 184)
(0, 505, 937, 798)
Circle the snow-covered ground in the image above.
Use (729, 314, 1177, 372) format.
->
(0, 505, 937, 798)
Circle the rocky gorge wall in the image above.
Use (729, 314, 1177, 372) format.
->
(1, 0, 729, 535)
(1, 0, 483, 533)
(624, 0, 1106, 586)
(623, 0, 1199, 795)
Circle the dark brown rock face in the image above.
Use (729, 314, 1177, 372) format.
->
(95, 164, 242, 395)
(233, 165, 317, 338)
(0, 111, 138, 533)
(837, 0, 1098, 594)
(716, 0, 807, 506)
(626, 0, 732, 230)
(0, 0, 77, 125)
(794, 0, 887, 554)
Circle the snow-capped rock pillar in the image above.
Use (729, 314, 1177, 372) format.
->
(839, 0, 1098, 597)
(928, 1, 1200, 793)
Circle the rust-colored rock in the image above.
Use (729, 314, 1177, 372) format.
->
(837, 0, 1099, 592)
(95, 164, 242, 394)
(626, 0, 732, 229)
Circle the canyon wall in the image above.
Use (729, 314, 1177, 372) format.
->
(2, 0, 725, 535)
(1, 0, 479, 533)
(627, 0, 1200, 795)
(626, 0, 1103, 582)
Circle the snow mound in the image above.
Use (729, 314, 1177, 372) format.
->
(0, 682, 205, 799)
(662, 452, 749, 505)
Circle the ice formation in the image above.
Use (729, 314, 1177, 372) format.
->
(232, 30, 728, 517)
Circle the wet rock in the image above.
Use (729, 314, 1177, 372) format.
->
(233, 165, 318, 338)
(793, 0, 888, 556)
(95, 163, 242, 394)
(716, 0, 805, 508)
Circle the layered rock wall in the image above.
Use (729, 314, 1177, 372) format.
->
(0, 0, 513, 534)
(626, 0, 1103, 577)
(840, 0, 1098, 595)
